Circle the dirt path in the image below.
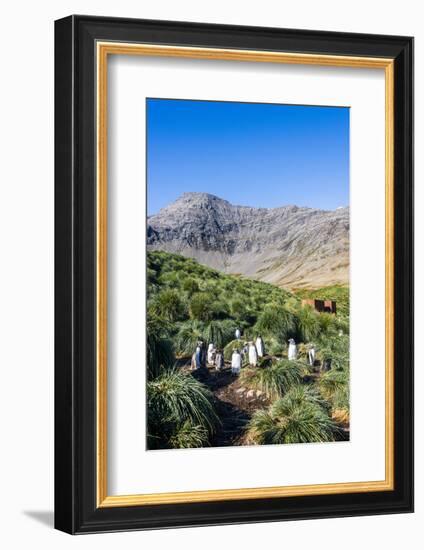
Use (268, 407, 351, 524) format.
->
(184, 363, 270, 447)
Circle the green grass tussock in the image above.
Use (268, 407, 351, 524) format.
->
(247, 385, 339, 445)
(147, 369, 220, 450)
(239, 359, 304, 400)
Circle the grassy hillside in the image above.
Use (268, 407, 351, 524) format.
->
(147, 251, 350, 450)
(148, 250, 296, 354)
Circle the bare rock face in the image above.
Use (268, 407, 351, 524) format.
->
(147, 192, 349, 289)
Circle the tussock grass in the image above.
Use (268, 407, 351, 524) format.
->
(174, 320, 205, 356)
(318, 369, 349, 420)
(254, 304, 295, 341)
(147, 315, 175, 380)
(168, 421, 210, 449)
(239, 359, 304, 400)
(247, 385, 338, 445)
(147, 369, 220, 449)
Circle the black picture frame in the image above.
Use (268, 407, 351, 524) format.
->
(55, 15, 414, 534)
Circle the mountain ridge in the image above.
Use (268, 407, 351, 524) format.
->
(147, 192, 349, 289)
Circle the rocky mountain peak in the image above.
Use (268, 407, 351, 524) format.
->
(147, 194, 349, 289)
(179, 191, 229, 204)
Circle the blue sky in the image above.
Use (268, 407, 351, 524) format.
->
(146, 98, 349, 215)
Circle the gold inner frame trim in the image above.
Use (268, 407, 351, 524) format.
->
(96, 42, 395, 508)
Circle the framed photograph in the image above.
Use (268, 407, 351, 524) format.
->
(54, 15, 414, 534)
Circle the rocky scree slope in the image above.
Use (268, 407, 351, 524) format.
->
(147, 192, 349, 289)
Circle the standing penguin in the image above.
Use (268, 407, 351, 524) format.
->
(308, 345, 316, 367)
(248, 341, 258, 367)
(195, 345, 202, 370)
(235, 328, 241, 340)
(255, 335, 265, 358)
(231, 349, 242, 375)
(288, 338, 297, 361)
(215, 349, 224, 372)
(200, 341, 207, 368)
(207, 342, 215, 366)
(241, 342, 249, 363)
